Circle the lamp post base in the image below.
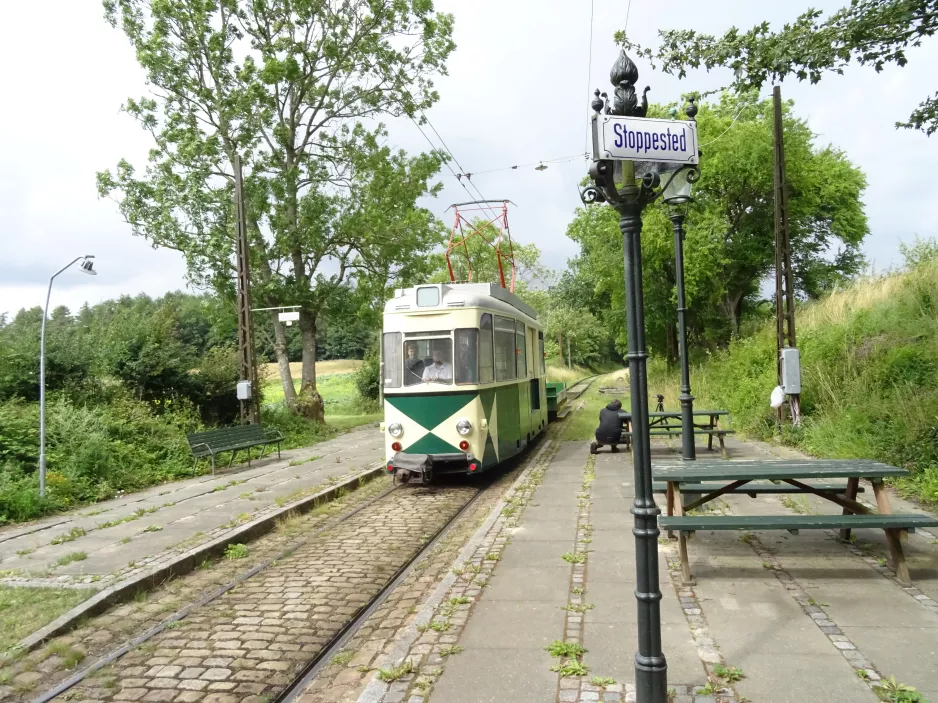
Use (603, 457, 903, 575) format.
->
(679, 392, 696, 461)
(635, 657, 669, 703)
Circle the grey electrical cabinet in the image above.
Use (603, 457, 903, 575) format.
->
(236, 380, 252, 400)
(780, 348, 801, 394)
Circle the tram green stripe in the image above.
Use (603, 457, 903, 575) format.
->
(406, 433, 463, 456)
(385, 392, 476, 430)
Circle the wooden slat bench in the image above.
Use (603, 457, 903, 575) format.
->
(652, 481, 865, 498)
(617, 409, 735, 455)
(617, 429, 737, 456)
(660, 513, 938, 585)
(187, 425, 284, 475)
(655, 459, 934, 586)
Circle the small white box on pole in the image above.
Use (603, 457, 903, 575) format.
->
(236, 380, 252, 400)
(781, 348, 801, 394)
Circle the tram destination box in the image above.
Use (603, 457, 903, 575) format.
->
(591, 114, 699, 165)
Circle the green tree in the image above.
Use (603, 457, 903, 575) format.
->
(619, 0, 938, 135)
(97, 0, 454, 421)
(568, 93, 868, 356)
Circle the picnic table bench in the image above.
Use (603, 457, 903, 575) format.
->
(655, 459, 938, 586)
(187, 424, 284, 475)
(617, 410, 735, 456)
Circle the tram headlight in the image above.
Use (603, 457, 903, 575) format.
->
(456, 419, 472, 436)
(388, 422, 404, 438)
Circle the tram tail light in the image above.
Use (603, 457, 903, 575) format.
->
(459, 440, 469, 451)
(391, 442, 402, 452)
(386, 464, 394, 473)
(469, 463, 478, 472)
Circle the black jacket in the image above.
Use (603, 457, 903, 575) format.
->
(595, 402, 625, 444)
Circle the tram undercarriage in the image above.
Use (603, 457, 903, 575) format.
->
(387, 452, 480, 485)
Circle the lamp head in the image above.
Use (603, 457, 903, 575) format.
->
(80, 257, 97, 276)
(661, 167, 696, 207)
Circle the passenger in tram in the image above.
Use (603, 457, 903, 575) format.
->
(404, 342, 425, 384)
(590, 398, 624, 453)
(422, 344, 453, 383)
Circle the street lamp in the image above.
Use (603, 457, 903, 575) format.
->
(39, 255, 97, 498)
(580, 50, 700, 703)
(661, 105, 700, 461)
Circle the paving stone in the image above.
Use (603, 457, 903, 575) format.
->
(177, 680, 209, 691)
(148, 678, 180, 689)
(173, 693, 205, 703)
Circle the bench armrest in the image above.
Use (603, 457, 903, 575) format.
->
(264, 429, 284, 441)
(189, 442, 214, 454)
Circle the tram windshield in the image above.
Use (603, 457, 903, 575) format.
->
(403, 337, 454, 386)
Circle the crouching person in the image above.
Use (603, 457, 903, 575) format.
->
(590, 399, 626, 454)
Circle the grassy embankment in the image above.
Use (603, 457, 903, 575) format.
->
(649, 258, 938, 505)
(260, 359, 381, 432)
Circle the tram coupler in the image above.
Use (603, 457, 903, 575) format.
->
(389, 453, 433, 485)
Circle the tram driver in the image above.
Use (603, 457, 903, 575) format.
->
(422, 343, 453, 383)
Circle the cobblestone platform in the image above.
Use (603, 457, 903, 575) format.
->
(0, 424, 383, 588)
(343, 435, 938, 703)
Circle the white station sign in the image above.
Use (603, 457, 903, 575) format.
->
(593, 114, 699, 165)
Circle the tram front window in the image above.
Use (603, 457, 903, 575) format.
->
(403, 338, 453, 386)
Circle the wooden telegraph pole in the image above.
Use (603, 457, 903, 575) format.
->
(234, 155, 259, 424)
(773, 87, 801, 425)
(557, 330, 564, 368)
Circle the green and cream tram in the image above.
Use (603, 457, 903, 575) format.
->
(380, 283, 548, 483)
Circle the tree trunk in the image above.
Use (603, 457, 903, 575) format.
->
(722, 291, 744, 338)
(272, 315, 297, 407)
(665, 321, 678, 368)
(296, 309, 324, 422)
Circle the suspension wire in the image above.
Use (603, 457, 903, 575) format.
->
(445, 153, 587, 178)
(624, 0, 633, 37)
(585, 0, 595, 159)
(422, 117, 502, 220)
(698, 103, 749, 148)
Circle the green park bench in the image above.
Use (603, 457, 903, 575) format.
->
(187, 425, 284, 475)
(655, 459, 938, 586)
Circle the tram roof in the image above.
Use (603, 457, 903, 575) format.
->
(386, 283, 538, 321)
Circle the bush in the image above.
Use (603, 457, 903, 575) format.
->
(261, 403, 334, 449)
(355, 351, 380, 402)
(0, 393, 201, 523)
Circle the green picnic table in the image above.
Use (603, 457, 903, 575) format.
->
(617, 410, 735, 455)
(655, 459, 938, 586)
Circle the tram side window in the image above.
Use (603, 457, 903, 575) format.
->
(383, 332, 402, 388)
(455, 329, 479, 385)
(494, 315, 516, 381)
(515, 321, 527, 378)
(479, 314, 494, 384)
(538, 331, 546, 375)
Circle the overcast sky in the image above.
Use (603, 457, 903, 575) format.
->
(2, 0, 937, 318)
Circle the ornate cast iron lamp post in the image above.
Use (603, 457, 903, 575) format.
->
(661, 111, 700, 461)
(580, 50, 699, 703)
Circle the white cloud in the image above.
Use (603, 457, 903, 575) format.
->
(2, 0, 936, 317)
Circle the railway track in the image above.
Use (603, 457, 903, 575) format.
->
(21, 374, 602, 703)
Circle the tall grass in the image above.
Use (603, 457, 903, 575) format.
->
(649, 258, 938, 505)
